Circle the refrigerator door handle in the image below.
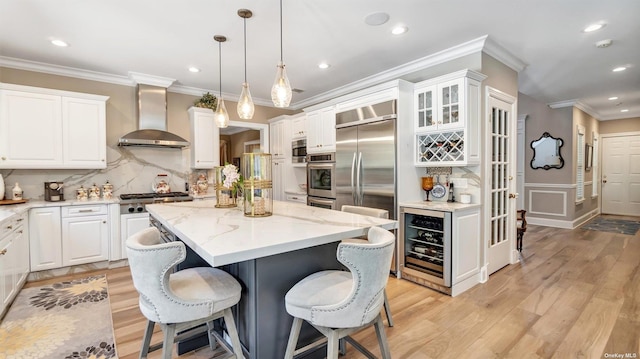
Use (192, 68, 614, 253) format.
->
(357, 152, 363, 206)
(351, 152, 357, 204)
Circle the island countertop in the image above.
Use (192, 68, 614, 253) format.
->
(146, 200, 398, 267)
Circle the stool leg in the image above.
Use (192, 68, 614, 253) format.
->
(161, 323, 176, 359)
(383, 290, 394, 327)
(223, 308, 244, 359)
(374, 314, 391, 359)
(139, 320, 155, 359)
(284, 317, 303, 359)
(206, 320, 217, 351)
(326, 329, 340, 359)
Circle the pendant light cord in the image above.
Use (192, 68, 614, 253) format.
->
(218, 41, 222, 97)
(244, 17, 247, 83)
(279, 0, 283, 62)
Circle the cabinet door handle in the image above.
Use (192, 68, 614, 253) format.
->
(1, 156, 5, 160)
(102, 221, 107, 224)
(0, 249, 6, 255)
(6, 225, 12, 230)
(78, 209, 94, 213)
(17, 218, 23, 222)
(17, 230, 23, 234)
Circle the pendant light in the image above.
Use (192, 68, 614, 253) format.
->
(271, 0, 292, 107)
(214, 35, 229, 128)
(237, 9, 255, 120)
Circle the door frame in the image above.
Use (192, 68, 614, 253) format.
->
(483, 87, 518, 280)
(600, 131, 640, 215)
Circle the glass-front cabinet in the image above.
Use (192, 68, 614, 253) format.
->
(414, 70, 486, 167)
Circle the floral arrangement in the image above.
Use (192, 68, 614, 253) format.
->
(222, 163, 243, 197)
(194, 92, 218, 110)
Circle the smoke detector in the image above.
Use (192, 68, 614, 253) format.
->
(595, 39, 613, 48)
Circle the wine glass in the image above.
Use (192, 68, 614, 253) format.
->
(421, 176, 434, 201)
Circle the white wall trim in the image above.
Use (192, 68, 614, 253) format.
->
(528, 190, 567, 217)
(525, 182, 576, 189)
(547, 99, 601, 120)
(483, 38, 527, 72)
(528, 208, 599, 229)
(227, 120, 269, 153)
(601, 131, 640, 139)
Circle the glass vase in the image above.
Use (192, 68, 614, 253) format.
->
(214, 166, 236, 208)
(242, 153, 273, 217)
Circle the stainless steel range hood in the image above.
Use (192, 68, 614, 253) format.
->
(118, 83, 189, 148)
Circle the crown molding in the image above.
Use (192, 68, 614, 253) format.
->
(291, 35, 490, 109)
(548, 99, 601, 120)
(482, 37, 527, 72)
(169, 84, 273, 107)
(128, 72, 174, 87)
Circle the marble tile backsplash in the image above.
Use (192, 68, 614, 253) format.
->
(0, 145, 204, 200)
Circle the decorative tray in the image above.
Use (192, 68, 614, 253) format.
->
(0, 199, 28, 205)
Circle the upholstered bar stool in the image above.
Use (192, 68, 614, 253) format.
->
(341, 205, 394, 327)
(126, 227, 244, 359)
(284, 226, 395, 359)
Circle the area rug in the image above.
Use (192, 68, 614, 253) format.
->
(580, 217, 640, 235)
(0, 275, 117, 359)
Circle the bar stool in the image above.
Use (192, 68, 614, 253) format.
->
(341, 205, 394, 327)
(126, 227, 244, 359)
(517, 209, 527, 252)
(284, 226, 395, 359)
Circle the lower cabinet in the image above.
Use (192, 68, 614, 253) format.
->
(1, 211, 29, 317)
(285, 193, 307, 204)
(120, 213, 150, 259)
(29, 204, 109, 271)
(272, 159, 286, 201)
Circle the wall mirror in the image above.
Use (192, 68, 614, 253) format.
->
(531, 132, 564, 170)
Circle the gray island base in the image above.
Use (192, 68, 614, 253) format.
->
(146, 200, 397, 359)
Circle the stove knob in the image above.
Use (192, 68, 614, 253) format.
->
(136, 204, 144, 212)
(128, 205, 135, 213)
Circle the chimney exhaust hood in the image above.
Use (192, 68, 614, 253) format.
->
(118, 73, 189, 148)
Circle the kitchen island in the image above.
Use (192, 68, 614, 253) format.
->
(145, 200, 397, 359)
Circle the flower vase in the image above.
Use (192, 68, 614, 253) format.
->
(214, 166, 236, 208)
(242, 153, 273, 217)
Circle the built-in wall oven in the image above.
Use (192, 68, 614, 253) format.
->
(399, 207, 452, 295)
(306, 152, 336, 208)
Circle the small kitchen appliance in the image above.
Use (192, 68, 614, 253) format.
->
(44, 181, 64, 201)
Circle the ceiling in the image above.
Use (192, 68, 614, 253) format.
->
(1, 0, 639, 120)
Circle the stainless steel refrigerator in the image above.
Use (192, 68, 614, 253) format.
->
(335, 100, 396, 220)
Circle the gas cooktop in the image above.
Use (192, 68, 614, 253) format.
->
(120, 192, 191, 200)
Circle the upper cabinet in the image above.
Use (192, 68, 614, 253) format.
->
(291, 113, 307, 139)
(0, 83, 108, 169)
(269, 115, 292, 159)
(305, 106, 336, 154)
(188, 107, 220, 169)
(413, 70, 486, 167)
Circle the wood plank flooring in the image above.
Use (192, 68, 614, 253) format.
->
(20, 217, 640, 358)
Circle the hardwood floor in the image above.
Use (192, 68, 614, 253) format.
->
(21, 219, 640, 358)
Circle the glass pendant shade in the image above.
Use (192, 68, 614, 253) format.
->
(271, 61, 292, 108)
(214, 96, 229, 128)
(237, 82, 255, 119)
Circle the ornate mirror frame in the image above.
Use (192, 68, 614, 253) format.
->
(530, 132, 564, 170)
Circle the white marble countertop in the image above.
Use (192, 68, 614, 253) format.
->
(399, 201, 481, 212)
(146, 200, 398, 267)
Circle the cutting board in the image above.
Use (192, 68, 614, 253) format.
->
(0, 199, 28, 205)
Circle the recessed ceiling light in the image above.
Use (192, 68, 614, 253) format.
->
(188, 67, 200, 73)
(392, 26, 408, 35)
(51, 39, 68, 47)
(612, 66, 627, 72)
(318, 63, 330, 69)
(364, 12, 390, 26)
(583, 23, 605, 32)
(621, 109, 629, 113)
(608, 96, 618, 100)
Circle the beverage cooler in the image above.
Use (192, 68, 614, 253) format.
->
(399, 207, 452, 294)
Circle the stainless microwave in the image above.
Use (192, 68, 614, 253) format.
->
(292, 139, 307, 163)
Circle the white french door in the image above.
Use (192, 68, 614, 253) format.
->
(601, 135, 640, 215)
(486, 88, 517, 275)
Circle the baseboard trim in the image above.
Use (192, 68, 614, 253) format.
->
(527, 208, 599, 229)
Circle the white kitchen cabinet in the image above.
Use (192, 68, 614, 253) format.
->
(291, 113, 307, 139)
(269, 116, 291, 159)
(272, 159, 286, 201)
(305, 106, 336, 154)
(29, 204, 110, 271)
(413, 70, 485, 167)
(451, 208, 481, 287)
(29, 207, 62, 271)
(0, 83, 108, 169)
(188, 107, 220, 169)
(1, 211, 29, 317)
(120, 213, 150, 259)
(62, 209, 109, 266)
(285, 193, 307, 204)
